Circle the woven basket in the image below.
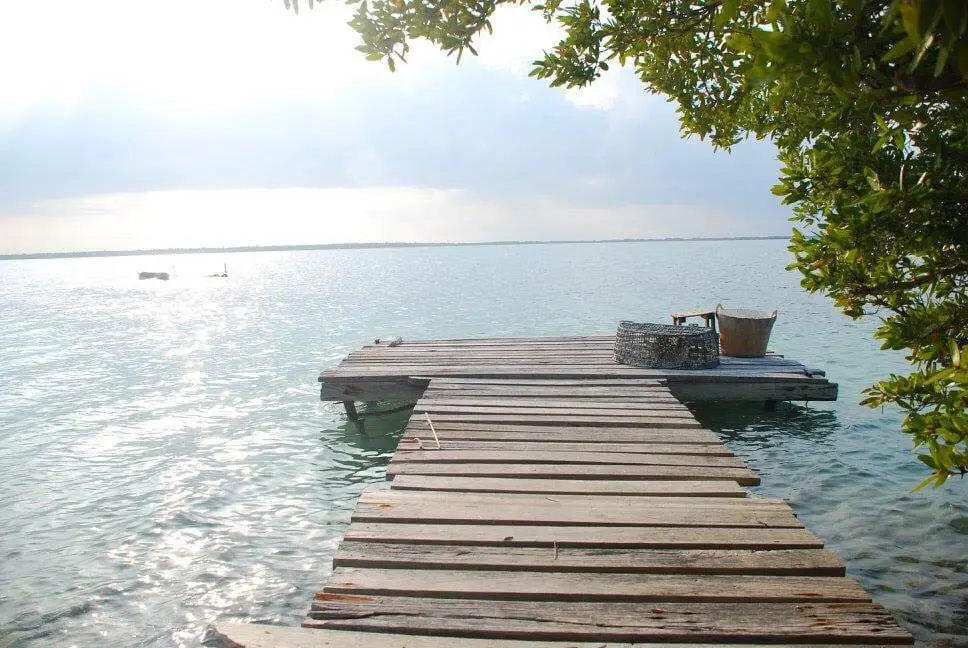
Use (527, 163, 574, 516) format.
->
(614, 321, 719, 369)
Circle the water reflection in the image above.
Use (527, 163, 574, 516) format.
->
(692, 401, 841, 446)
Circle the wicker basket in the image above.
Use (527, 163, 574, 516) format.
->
(614, 321, 719, 369)
(716, 304, 777, 357)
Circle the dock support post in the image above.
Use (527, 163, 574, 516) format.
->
(764, 399, 778, 412)
(343, 401, 361, 422)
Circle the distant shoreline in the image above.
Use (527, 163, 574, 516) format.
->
(0, 236, 789, 261)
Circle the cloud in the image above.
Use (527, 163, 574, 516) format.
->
(0, 0, 790, 254)
(1, 187, 784, 254)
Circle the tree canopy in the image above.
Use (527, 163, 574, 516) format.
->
(289, 0, 968, 488)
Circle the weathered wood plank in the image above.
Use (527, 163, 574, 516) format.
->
(396, 440, 734, 456)
(389, 450, 746, 468)
(669, 380, 839, 402)
(416, 399, 689, 410)
(386, 463, 760, 486)
(360, 490, 786, 509)
(216, 622, 910, 648)
(333, 542, 845, 576)
(330, 365, 817, 378)
(415, 415, 702, 428)
(323, 568, 866, 603)
(369, 334, 616, 345)
(388, 475, 748, 497)
(306, 597, 913, 644)
(415, 405, 695, 418)
(402, 424, 722, 444)
(346, 358, 806, 370)
(319, 376, 427, 401)
(425, 377, 669, 386)
(351, 500, 798, 527)
(421, 389, 681, 399)
(343, 523, 826, 549)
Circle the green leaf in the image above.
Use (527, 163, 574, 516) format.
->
(716, 0, 740, 28)
(913, 473, 937, 491)
(882, 36, 917, 62)
(917, 0, 943, 39)
(957, 41, 968, 77)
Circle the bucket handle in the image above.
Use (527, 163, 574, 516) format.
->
(716, 304, 778, 320)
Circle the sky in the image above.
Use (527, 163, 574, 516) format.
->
(0, 0, 789, 254)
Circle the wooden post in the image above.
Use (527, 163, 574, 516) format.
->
(343, 400, 361, 421)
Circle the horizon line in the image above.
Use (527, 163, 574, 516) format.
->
(0, 235, 790, 261)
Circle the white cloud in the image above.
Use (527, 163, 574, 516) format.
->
(475, 6, 562, 76)
(0, 0, 442, 123)
(1, 187, 777, 254)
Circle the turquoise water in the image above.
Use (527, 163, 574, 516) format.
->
(0, 240, 964, 647)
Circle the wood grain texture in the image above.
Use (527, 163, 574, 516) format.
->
(214, 623, 905, 648)
(388, 475, 748, 496)
(415, 399, 690, 410)
(342, 523, 827, 549)
(324, 567, 867, 603)
(351, 501, 799, 528)
(401, 424, 722, 443)
(396, 440, 734, 455)
(413, 414, 702, 428)
(359, 489, 787, 509)
(386, 462, 760, 486)
(333, 542, 846, 576)
(306, 597, 912, 643)
(389, 450, 747, 468)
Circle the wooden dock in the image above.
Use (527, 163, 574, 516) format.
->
(318, 335, 837, 404)
(216, 374, 910, 647)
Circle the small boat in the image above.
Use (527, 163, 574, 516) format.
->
(208, 263, 228, 278)
(138, 271, 170, 281)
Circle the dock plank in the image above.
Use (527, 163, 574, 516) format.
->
(306, 597, 912, 644)
(415, 405, 695, 418)
(388, 475, 748, 496)
(386, 463, 761, 485)
(215, 622, 906, 648)
(402, 425, 723, 443)
(415, 414, 703, 428)
(333, 542, 846, 576)
(351, 501, 799, 528)
(415, 399, 690, 410)
(360, 490, 787, 509)
(390, 450, 747, 468)
(396, 440, 734, 455)
(324, 568, 868, 603)
(343, 523, 827, 549)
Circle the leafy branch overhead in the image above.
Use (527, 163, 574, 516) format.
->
(290, 0, 968, 488)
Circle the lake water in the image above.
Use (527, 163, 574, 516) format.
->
(0, 240, 965, 647)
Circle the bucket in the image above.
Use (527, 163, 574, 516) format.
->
(715, 304, 777, 357)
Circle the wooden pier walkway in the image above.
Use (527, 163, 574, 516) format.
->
(318, 335, 837, 404)
(217, 375, 909, 647)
